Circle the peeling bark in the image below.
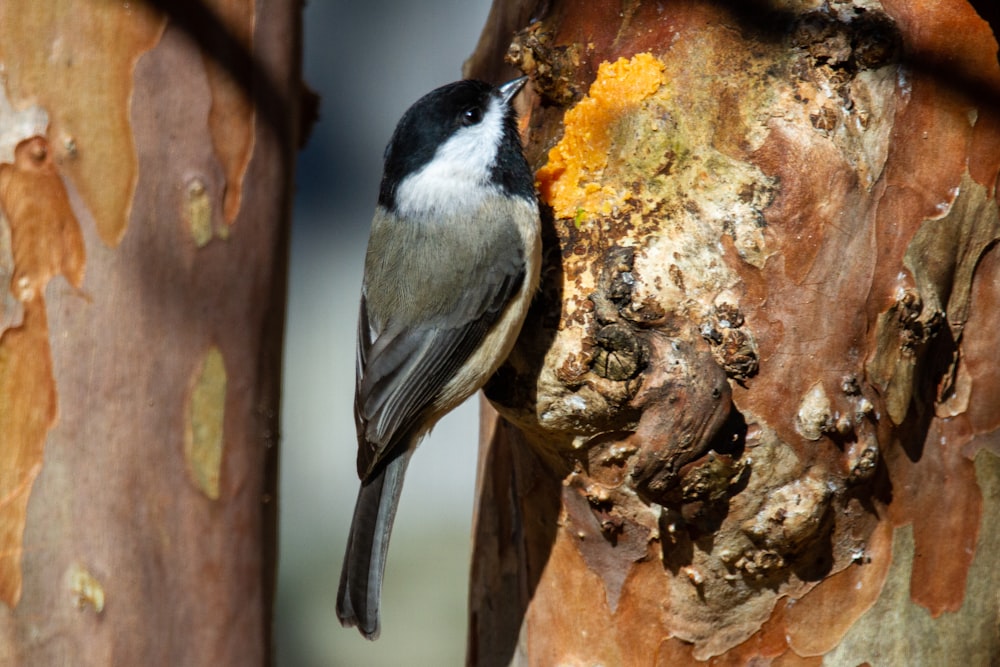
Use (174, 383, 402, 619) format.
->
(467, 1, 1000, 664)
(0, 1, 297, 664)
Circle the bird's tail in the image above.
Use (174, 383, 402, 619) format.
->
(336, 448, 413, 639)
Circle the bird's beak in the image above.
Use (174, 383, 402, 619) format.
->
(497, 76, 529, 105)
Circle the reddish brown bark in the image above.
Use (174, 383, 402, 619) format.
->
(0, 1, 298, 663)
(467, 1, 1000, 664)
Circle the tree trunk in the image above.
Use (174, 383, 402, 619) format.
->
(0, 1, 298, 663)
(466, 1, 1000, 664)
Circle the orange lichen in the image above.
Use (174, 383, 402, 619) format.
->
(536, 53, 667, 219)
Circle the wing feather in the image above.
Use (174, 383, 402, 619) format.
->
(353, 263, 524, 479)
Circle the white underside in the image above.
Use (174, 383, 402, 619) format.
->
(432, 196, 541, 418)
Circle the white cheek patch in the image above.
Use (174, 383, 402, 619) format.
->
(395, 96, 505, 217)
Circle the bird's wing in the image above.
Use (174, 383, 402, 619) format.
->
(353, 258, 524, 480)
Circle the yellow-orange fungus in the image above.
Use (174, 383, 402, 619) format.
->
(536, 53, 667, 219)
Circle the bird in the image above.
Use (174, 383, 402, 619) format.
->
(336, 75, 540, 640)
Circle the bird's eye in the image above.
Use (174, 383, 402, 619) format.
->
(461, 106, 483, 126)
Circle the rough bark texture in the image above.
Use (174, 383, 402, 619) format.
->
(466, 1, 1000, 665)
(0, 1, 298, 664)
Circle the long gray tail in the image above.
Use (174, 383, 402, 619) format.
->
(336, 448, 413, 639)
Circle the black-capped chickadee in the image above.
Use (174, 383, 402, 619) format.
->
(336, 76, 540, 639)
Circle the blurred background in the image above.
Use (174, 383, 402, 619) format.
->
(276, 1, 496, 665)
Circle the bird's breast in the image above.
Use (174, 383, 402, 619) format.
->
(362, 197, 535, 331)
